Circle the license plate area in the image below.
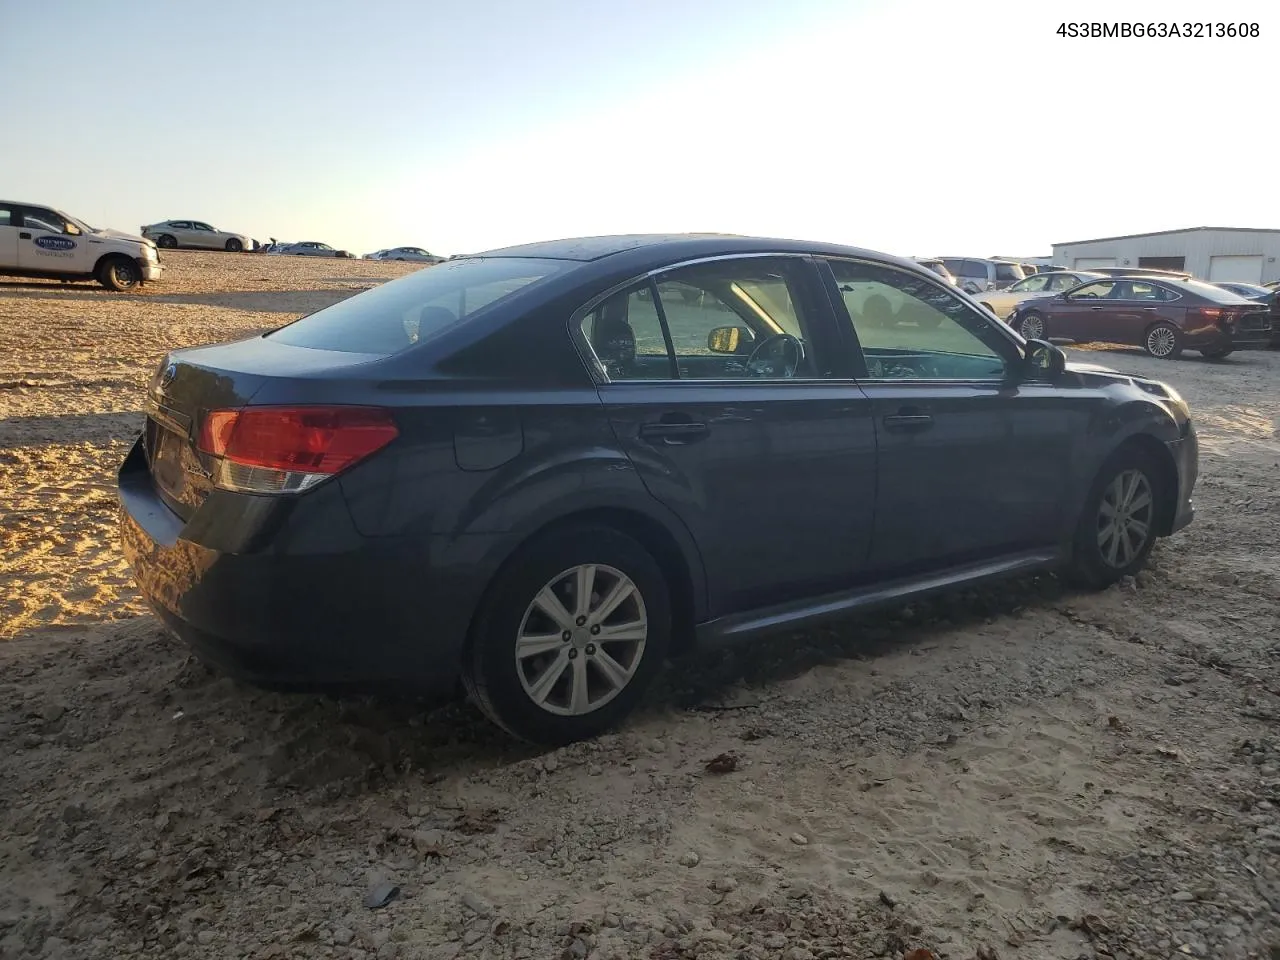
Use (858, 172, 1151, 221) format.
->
(146, 417, 212, 515)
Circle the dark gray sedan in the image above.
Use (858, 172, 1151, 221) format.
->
(119, 234, 1198, 744)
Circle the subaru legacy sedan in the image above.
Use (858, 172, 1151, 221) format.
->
(119, 235, 1198, 744)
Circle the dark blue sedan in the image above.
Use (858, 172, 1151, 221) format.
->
(119, 234, 1199, 743)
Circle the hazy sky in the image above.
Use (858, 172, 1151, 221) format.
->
(1, 0, 1273, 257)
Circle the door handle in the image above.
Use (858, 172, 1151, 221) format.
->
(882, 411, 934, 432)
(1090, 305, 1103, 311)
(1142, 306, 1157, 311)
(19, 232, 31, 240)
(638, 417, 709, 445)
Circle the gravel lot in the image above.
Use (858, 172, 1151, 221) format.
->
(1, 253, 1278, 960)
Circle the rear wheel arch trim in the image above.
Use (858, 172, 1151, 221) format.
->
(459, 501, 708, 659)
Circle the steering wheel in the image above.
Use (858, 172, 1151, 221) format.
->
(745, 333, 804, 378)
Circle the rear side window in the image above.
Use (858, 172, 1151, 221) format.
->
(267, 257, 570, 355)
(994, 262, 1024, 282)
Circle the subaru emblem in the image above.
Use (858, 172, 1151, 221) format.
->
(160, 363, 177, 387)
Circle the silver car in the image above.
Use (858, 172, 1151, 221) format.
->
(367, 246, 442, 263)
(277, 241, 355, 259)
(141, 219, 253, 252)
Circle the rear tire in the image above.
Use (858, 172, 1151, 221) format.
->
(225, 238, 243, 252)
(1199, 345, 1233, 360)
(1143, 322, 1182, 359)
(97, 256, 141, 292)
(156, 234, 177, 249)
(463, 525, 671, 745)
(1065, 446, 1165, 589)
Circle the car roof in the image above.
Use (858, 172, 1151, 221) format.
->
(466, 233, 929, 273)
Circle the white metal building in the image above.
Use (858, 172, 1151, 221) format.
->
(1050, 228, 1280, 284)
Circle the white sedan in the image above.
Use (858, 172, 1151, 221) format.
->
(367, 246, 442, 263)
(973, 270, 1104, 319)
(141, 219, 253, 252)
(275, 241, 356, 259)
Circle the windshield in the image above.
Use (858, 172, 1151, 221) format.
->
(266, 256, 572, 355)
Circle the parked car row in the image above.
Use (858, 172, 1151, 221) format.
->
(139, 220, 440, 261)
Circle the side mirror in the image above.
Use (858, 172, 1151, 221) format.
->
(707, 325, 754, 354)
(1024, 338, 1066, 379)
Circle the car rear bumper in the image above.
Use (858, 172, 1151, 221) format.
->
(1166, 423, 1198, 534)
(117, 436, 468, 694)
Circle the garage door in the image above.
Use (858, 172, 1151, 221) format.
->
(1074, 257, 1117, 269)
(1208, 255, 1264, 283)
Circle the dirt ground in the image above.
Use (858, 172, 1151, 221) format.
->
(1, 252, 1278, 960)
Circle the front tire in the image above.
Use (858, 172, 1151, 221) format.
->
(1143, 322, 1182, 359)
(463, 525, 671, 745)
(97, 256, 141, 292)
(1017, 311, 1045, 340)
(225, 238, 243, 252)
(1065, 447, 1164, 589)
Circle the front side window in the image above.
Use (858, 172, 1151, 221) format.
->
(827, 259, 1011, 381)
(1068, 280, 1118, 300)
(580, 257, 819, 382)
(23, 208, 69, 233)
(267, 256, 570, 356)
(1012, 275, 1049, 293)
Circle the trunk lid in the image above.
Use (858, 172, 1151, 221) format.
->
(143, 336, 383, 518)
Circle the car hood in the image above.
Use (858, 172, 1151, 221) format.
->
(94, 227, 151, 245)
(1064, 359, 1119, 375)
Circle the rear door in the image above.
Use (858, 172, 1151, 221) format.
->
(581, 254, 879, 616)
(17, 206, 93, 274)
(1099, 280, 1168, 347)
(818, 257, 1073, 574)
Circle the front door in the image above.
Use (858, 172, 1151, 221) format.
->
(16, 206, 92, 274)
(1047, 278, 1120, 344)
(819, 257, 1074, 575)
(0, 204, 18, 268)
(580, 254, 878, 616)
(191, 222, 218, 248)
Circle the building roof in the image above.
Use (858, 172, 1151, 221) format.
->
(1053, 226, 1280, 247)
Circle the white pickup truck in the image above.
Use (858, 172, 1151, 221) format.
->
(0, 200, 163, 291)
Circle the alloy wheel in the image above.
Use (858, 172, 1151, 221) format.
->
(1019, 313, 1045, 340)
(1097, 468, 1154, 568)
(515, 563, 647, 716)
(1146, 326, 1177, 357)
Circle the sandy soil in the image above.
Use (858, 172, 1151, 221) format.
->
(1, 252, 1278, 960)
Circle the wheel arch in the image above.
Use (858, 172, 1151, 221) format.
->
(461, 503, 706, 660)
(1107, 431, 1180, 536)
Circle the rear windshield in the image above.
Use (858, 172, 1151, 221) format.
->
(267, 257, 570, 354)
(1163, 278, 1255, 304)
(994, 262, 1025, 282)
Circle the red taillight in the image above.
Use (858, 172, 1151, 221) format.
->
(199, 406, 398, 477)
